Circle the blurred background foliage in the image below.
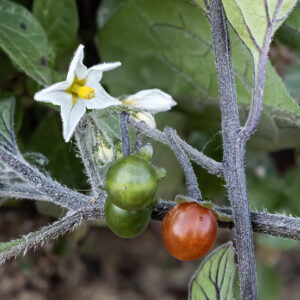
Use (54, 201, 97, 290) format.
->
(0, 0, 300, 298)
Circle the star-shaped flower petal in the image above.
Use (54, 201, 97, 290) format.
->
(34, 44, 121, 142)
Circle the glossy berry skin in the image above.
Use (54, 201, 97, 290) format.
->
(161, 202, 217, 261)
(106, 155, 157, 210)
(105, 197, 152, 238)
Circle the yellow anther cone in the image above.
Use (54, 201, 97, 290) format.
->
(78, 86, 95, 100)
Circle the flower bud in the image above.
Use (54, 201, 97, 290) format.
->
(122, 89, 176, 113)
(132, 112, 156, 128)
(97, 141, 114, 163)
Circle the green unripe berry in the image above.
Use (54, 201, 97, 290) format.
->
(106, 155, 157, 210)
(105, 197, 151, 238)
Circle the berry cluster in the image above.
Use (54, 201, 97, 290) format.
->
(105, 155, 157, 238)
(105, 155, 217, 261)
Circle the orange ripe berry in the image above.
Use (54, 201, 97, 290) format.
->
(161, 202, 217, 261)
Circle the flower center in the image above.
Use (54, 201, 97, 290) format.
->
(67, 76, 95, 104)
(72, 84, 95, 100)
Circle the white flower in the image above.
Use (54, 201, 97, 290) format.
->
(132, 112, 156, 128)
(34, 44, 121, 142)
(122, 89, 176, 113)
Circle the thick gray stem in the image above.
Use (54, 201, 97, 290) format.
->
(210, 1, 257, 299)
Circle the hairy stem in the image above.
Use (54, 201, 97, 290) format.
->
(128, 117, 224, 176)
(75, 117, 106, 208)
(0, 182, 51, 202)
(0, 207, 104, 264)
(164, 127, 202, 200)
(120, 111, 130, 156)
(153, 202, 300, 241)
(240, 0, 282, 140)
(210, 1, 257, 299)
(133, 131, 143, 153)
(0, 145, 91, 211)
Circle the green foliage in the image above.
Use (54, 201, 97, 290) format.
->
(282, 2, 300, 34)
(88, 109, 137, 179)
(283, 61, 300, 103)
(33, 0, 79, 57)
(97, 0, 300, 150)
(0, 0, 51, 85)
(257, 235, 299, 250)
(222, 0, 296, 67)
(97, 0, 126, 29)
(35, 200, 67, 219)
(257, 261, 280, 300)
(276, 2, 300, 49)
(153, 112, 185, 199)
(189, 242, 238, 300)
(27, 113, 86, 189)
(0, 97, 16, 150)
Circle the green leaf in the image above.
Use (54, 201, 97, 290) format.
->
(282, 2, 300, 34)
(257, 261, 280, 300)
(88, 109, 137, 179)
(0, 97, 18, 154)
(36, 200, 67, 219)
(276, 3, 300, 49)
(28, 113, 86, 189)
(222, 0, 297, 68)
(97, 0, 300, 150)
(0, 0, 51, 85)
(33, 0, 79, 55)
(89, 108, 136, 151)
(283, 64, 300, 103)
(192, 0, 208, 13)
(189, 242, 238, 300)
(90, 109, 122, 141)
(97, 0, 126, 29)
(257, 234, 300, 250)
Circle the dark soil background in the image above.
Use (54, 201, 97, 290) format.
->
(0, 201, 299, 300)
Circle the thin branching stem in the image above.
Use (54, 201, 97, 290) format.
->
(128, 117, 224, 176)
(120, 111, 130, 156)
(240, 0, 283, 141)
(0, 182, 51, 202)
(0, 207, 104, 264)
(164, 127, 202, 201)
(75, 117, 107, 208)
(0, 144, 91, 211)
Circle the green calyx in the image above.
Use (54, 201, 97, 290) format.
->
(135, 143, 153, 160)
